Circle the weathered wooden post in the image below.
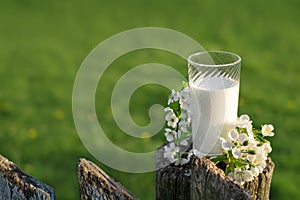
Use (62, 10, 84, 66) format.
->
(77, 158, 138, 200)
(155, 143, 275, 200)
(0, 154, 55, 200)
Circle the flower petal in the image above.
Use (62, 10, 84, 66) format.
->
(250, 167, 260, 177)
(232, 147, 242, 158)
(238, 133, 248, 144)
(228, 129, 239, 141)
(243, 170, 253, 182)
(221, 140, 233, 151)
(262, 142, 272, 153)
(262, 124, 275, 137)
(180, 139, 188, 146)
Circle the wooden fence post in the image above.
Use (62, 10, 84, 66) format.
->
(155, 143, 275, 200)
(77, 158, 138, 200)
(0, 154, 55, 200)
(0, 145, 274, 200)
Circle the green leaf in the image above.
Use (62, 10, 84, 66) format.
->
(254, 132, 265, 143)
(182, 81, 188, 88)
(169, 101, 181, 117)
(252, 128, 260, 135)
(211, 155, 227, 163)
(225, 164, 232, 175)
(178, 131, 190, 140)
(169, 101, 179, 110)
(234, 159, 248, 168)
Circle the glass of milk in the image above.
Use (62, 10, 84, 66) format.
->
(188, 51, 241, 157)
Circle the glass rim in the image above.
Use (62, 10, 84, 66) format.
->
(188, 50, 241, 68)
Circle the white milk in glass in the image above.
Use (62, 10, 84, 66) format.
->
(190, 77, 239, 156)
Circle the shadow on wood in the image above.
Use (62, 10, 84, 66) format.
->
(0, 154, 55, 200)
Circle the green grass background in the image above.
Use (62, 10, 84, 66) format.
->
(0, 0, 300, 199)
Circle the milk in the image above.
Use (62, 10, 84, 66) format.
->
(190, 77, 239, 156)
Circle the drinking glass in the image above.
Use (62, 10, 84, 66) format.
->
(188, 51, 241, 156)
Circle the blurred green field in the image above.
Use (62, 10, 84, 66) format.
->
(0, 0, 300, 199)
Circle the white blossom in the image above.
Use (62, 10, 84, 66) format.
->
(181, 112, 187, 120)
(180, 139, 189, 146)
(238, 133, 248, 144)
(262, 124, 274, 137)
(240, 114, 250, 121)
(163, 86, 193, 166)
(216, 115, 274, 185)
(178, 120, 189, 133)
(243, 170, 254, 182)
(166, 112, 179, 128)
(165, 107, 179, 128)
(228, 129, 239, 141)
(191, 148, 207, 158)
(233, 168, 244, 185)
(180, 158, 190, 165)
(257, 160, 267, 173)
(256, 150, 267, 162)
(176, 130, 188, 146)
(237, 114, 252, 128)
(220, 137, 233, 151)
(185, 110, 192, 123)
(164, 107, 172, 112)
(178, 87, 190, 110)
(168, 89, 179, 105)
(229, 168, 254, 185)
(247, 154, 257, 163)
(262, 142, 272, 153)
(247, 140, 258, 149)
(163, 90, 274, 185)
(178, 151, 193, 165)
(232, 147, 242, 158)
(164, 128, 176, 142)
(178, 87, 189, 102)
(164, 142, 179, 163)
(250, 167, 260, 177)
